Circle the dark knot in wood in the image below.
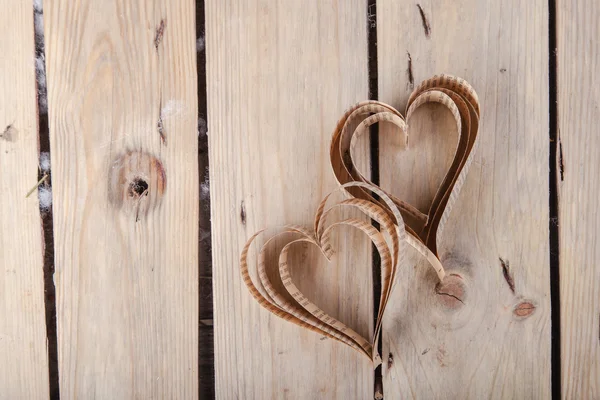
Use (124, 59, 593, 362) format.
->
(108, 151, 166, 220)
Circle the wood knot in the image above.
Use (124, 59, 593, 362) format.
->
(108, 151, 166, 220)
(435, 274, 466, 309)
(513, 301, 536, 318)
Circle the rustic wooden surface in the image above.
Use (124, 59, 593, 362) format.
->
(206, 0, 374, 398)
(44, 0, 199, 397)
(2, 0, 599, 397)
(557, 1, 600, 397)
(0, 1, 50, 397)
(377, 1, 551, 398)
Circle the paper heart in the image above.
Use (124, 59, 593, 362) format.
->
(330, 74, 480, 280)
(241, 182, 405, 365)
(240, 75, 480, 364)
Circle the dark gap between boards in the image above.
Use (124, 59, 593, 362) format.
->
(34, 2, 60, 398)
(548, 0, 561, 398)
(196, 0, 214, 399)
(367, 0, 383, 398)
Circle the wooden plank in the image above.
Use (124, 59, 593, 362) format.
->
(206, 1, 373, 398)
(44, 0, 198, 397)
(557, 1, 600, 397)
(377, 1, 551, 398)
(0, 1, 50, 397)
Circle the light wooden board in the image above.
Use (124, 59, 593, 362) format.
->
(377, 1, 551, 398)
(0, 1, 50, 398)
(44, 0, 198, 397)
(206, 0, 373, 398)
(557, 1, 600, 397)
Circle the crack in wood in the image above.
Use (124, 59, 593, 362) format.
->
(158, 94, 166, 145)
(407, 52, 414, 89)
(416, 4, 431, 37)
(154, 19, 166, 51)
(436, 289, 465, 305)
(499, 257, 515, 294)
(435, 274, 466, 307)
(559, 138, 564, 181)
(157, 117, 165, 144)
(240, 200, 246, 225)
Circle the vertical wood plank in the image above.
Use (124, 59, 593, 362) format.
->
(0, 1, 50, 397)
(377, 1, 551, 398)
(206, 1, 373, 398)
(44, 0, 198, 397)
(557, 1, 600, 397)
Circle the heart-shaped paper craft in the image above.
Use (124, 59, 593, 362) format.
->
(331, 74, 480, 280)
(241, 182, 406, 366)
(240, 75, 480, 366)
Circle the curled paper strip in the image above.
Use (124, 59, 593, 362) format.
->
(240, 75, 480, 365)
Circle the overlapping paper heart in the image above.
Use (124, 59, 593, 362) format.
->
(240, 75, 480, 366)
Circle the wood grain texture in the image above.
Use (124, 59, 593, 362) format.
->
(377, 1, 551, 398)
(0, 1, 50, 398)
(206, 0, 373, 398)
(44, 0, 198, 397)
(557, 1, 600, 397)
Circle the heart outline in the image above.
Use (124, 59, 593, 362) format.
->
(331, 74, 480, 278)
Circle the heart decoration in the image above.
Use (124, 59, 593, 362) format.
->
(240, 75, 480, 366)
(331, 74, 480, 280)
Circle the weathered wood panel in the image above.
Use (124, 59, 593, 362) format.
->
(44, 0, 199, 397)
(0, 1, 50, 397)
(206, 0, 373, 398)
(557, 1, 600, 397)
(377, 1, 551, 398)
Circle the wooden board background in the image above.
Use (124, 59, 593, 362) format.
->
(0, 1, 50, 398)
(377, 0, 550, 399)
(1, 0, 600, 397)
(375, 1, 552, 398)
(377, 1, 551, 398)
(44, 0, 199, 397)
(206, 0, 374, 398)
(557, 0, 600, 397)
